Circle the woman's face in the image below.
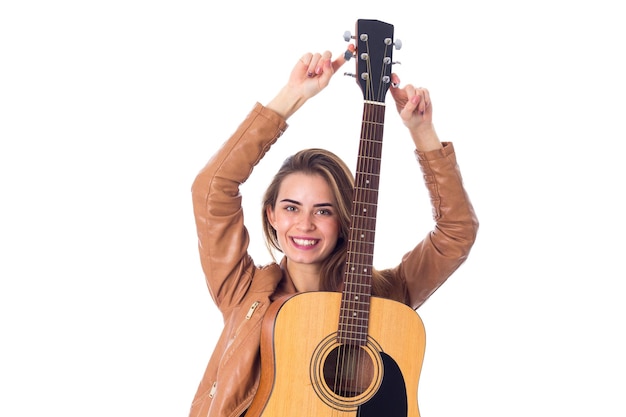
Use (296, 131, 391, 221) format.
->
(267, 172, 341, 269)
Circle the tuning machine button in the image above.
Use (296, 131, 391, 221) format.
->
(383, 57, 402, 66)
(343, 30, 357, 60)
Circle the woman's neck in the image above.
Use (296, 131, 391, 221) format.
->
(286, 260, 321, 292)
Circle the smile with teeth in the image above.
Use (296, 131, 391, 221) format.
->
(291, 237, 319, 247)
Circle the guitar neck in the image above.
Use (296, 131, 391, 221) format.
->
(338, 101, 386, 345)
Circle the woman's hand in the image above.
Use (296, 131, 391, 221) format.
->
(267, 48, 351, 120)
(389, 74, 442, 152)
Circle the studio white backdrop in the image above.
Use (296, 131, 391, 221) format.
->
(1, 1, 625, 416)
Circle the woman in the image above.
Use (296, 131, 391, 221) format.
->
(189, 49, 478, 417)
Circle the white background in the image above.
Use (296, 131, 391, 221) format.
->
(1, 1, 625, 416)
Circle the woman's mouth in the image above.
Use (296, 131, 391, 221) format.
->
(291, 237, 319, 248)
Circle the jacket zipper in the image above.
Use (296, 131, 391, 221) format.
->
(232, 301, 262, 341)
(207, 301, 262, 416)
(245, 301, 260, 319)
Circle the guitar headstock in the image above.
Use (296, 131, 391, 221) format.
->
(345, 19, 400, 104)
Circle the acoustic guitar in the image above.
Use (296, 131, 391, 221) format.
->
(247, 19, 426, 417)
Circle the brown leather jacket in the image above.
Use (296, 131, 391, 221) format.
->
(188, 103, 478, 417)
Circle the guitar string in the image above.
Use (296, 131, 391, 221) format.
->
(354, 35, 379, 402)
(335, 32, 391, 406)
(357, 36, 382, 402)
(357, 36, 389, 404)
(351, 37, 371, 401)
(335, 49, 367, 402)
(349, 35, 377, 401)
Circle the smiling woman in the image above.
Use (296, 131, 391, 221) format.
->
(264, 153, 348, 292)
(188, 42, 478, 417)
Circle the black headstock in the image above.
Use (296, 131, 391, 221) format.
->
(346, 19, 399, 103)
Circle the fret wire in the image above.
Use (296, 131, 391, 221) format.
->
(338, 316, 370, 323)
(345, 247, 376, 254)
(340, 300, 371, 307)
(340, 314, 370, 320)
(339, 314, 369, 319)
(352, 195, 378, 202)
(354, 175, 380, 181)
(351, 215, 378, 223)
(343, 273, 373, 281)
(340, 300, 371, 308)
(338, 335, 369, 343)
(353, 188, 379, 195)
(339, 307, 370, 315)
(344, 259, 374, 266)
(345, 261, 373, 268)
(346, 231, 375, 239)
(343, 275, 373, 282)
(348, 222, 376, 229)
(346, 243, 375, 249)
(344, 271, 374, 277)
(343, 282, 372, 290)
(342, 282, 372, 288)
(352, 203, 378, 211)
(340, 304, 370, 311)
(337, 323, 369, 330)
(346, 251, 375, 258)
(351, 206, 378, 214)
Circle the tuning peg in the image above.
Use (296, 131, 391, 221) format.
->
(343, 72, 356, 78)
(383, 57, 402, 66)
(343, 30, 354, 42)
(384, 37, 402, 50)
(344, 49, 355, 61)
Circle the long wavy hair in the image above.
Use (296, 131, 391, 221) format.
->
(261, 148, 406, 302)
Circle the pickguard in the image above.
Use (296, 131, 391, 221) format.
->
(358, 352, 408, 417)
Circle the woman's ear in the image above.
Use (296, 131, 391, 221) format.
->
(266, 205, 276, 229)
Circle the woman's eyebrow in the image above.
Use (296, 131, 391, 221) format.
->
(278, 199, 333, 207)
(279, 198, 301, 205)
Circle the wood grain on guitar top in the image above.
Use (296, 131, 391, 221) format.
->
(247, 291, 426, 417)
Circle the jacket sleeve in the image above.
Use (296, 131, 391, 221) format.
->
(393, 142, 479, 309)
(191, 103, 288, 310)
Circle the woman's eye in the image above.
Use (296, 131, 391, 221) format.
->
(317, 209, 332, 216)
(285, 206, 296, 212)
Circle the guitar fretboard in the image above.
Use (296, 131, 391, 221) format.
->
(338, 102, 386, 345)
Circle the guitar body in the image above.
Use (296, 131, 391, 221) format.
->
(247, 292, 426, 417)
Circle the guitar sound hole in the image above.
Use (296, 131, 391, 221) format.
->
(322, 344, 374, 398)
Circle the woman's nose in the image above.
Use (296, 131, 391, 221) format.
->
(296, 213, 315, 231)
